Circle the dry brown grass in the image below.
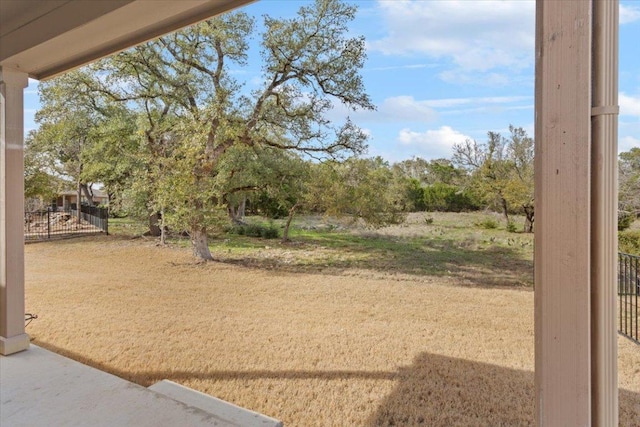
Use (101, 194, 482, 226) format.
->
(25, 235, 640, 426)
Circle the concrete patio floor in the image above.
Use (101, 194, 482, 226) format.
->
(1, 345, 281, 427)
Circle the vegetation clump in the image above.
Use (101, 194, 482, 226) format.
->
(229, 223, 279, 239)
(475, 218, 499, 230)
(619, 230, 640, 255)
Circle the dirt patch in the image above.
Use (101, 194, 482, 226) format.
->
(25, 236, 640, 426)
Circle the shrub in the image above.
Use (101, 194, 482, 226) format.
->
(228, 223, 279, 239)
(506, 222, 518, 233)
(422, 183, 481, 212)
(618, 212, 634, 231)
(619, 230, 640, 255)
(475, 218, 498, 230)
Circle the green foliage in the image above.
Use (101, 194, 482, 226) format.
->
(452, 126, 534, 231)
(202, 212, 534, 286)
(29, 69, 139, 212)
(83, 0, 373, 258)
(23, 134, 65, 205)
(618, 212, 635, 231)
(308, 157, 408, 228)
(475, 218, 499, 230)
(422, 183, 480, 212)
(619, 147, 640, 222)
(392, 157, 463, 186)
(619, 230, 640, 255)
(506, 222, 518, 233)
(108, 216, 149, 236)
(404, 178, 426, 211)
(251, 192, 291, 218)
(229, 223, 279, 239)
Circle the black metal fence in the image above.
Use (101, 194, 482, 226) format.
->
(618, 252, 639, 344)
(24, 206, 108, 241)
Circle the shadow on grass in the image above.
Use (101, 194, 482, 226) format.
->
(35, 341, 639, 426)
(212, 232, 533, 289)
(366, 352, 640, 427)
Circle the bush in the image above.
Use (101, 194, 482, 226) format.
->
(475, 218, 498, 230)
(229, 223, 279, 239)
(618, 212, 634, 231)
(619, 230, 640, 255)
(506, 222, 518, 233)
(422, 183, 481, 212)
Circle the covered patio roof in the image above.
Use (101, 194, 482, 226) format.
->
(0, 0, 255, 80)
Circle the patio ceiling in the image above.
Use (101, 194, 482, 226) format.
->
(0, 0, 255, 80)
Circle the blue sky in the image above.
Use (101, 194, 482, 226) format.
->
(24, 0, 640, 162)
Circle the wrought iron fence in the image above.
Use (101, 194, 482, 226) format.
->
(24, 206, 108, 241)
(619, 252, 639, 344)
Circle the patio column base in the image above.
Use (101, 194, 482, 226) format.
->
(0, 333, 30, 355)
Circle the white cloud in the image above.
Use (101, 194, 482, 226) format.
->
(619, 136, 640, 153)
(620, 93, 640, 117)
(620, 4, 640, 24)
(330, 94, 532, 125)
(421, 95, 531, 109)
(365, 63, 437, 72)
(329, 95, 438, 124)
(397, 125, 471, 158)
(379, 96, 438, 122)
(369, 0, 535, 74)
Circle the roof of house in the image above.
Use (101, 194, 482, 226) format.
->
(59, 188, 108, 198)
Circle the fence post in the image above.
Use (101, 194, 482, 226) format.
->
(47, 208, 50, 239)
(618, 252, 640, 344)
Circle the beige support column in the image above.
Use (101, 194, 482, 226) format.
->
(0, 66, 29, 355)
(591, 1, 619, 425)
(534, 1, 592, 425)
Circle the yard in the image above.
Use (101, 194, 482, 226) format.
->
(24, 213, 640, 426)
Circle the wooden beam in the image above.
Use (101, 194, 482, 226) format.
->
(534, 1, 592, 425)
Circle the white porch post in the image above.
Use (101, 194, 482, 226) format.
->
(535, 0, 619, 425)
(591, 0, 619, 425)
(0, 66, 29, 355)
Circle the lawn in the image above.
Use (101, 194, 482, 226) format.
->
(24, 212, 640, 426)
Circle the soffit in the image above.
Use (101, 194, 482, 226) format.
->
(0, 0, 254, 80)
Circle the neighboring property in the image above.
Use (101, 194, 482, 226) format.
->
(55, 188, 109, 210)
(25, 188, 108, 212)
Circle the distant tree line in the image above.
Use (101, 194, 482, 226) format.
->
(23, 0, 639, 258)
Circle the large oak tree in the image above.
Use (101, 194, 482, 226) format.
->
(92, 0, 373, 259)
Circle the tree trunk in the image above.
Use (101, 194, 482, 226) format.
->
(227, 200, 247, 225)
(76, 182, 82, 227)
(523, 205, 535, 233)
(500, 196, 510, 226)
(227, 204, 236, 221)
(191, 226, 213, 260)
(148, 212, 162, 237)
(160, 209, 167, 245)
(237, 196, 246, 221)
(282, 203, 299, 242)
(80, 183, 94, 206)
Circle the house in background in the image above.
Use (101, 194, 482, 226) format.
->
(25, 187, 108, 212)
(55, 188, 109, 210)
